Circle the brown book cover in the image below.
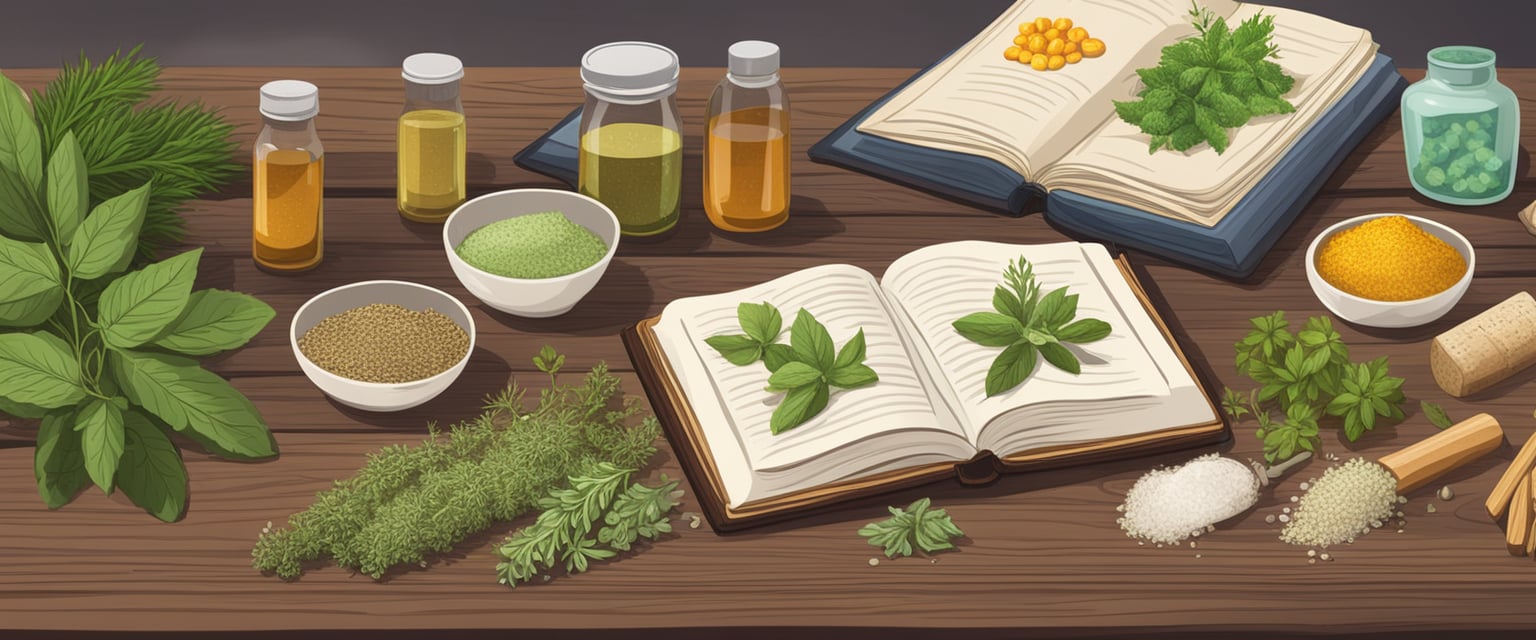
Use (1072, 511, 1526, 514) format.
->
(621, 254, 1228, 532)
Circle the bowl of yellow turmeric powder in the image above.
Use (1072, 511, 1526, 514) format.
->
(1306, 214, 1473, 328)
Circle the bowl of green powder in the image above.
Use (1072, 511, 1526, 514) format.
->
(443, 189, 619, 317)
(290, 280, 476, 412)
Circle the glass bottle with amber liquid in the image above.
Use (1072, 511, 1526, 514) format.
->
(398, 53, 467, 222)
(253, 80, 324, 272)
(704, 40, 790, 232)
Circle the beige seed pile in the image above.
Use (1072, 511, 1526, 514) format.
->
(1280, 457, 1401, 548)
(299, 303, 469, 383)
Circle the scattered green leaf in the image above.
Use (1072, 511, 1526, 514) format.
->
(1421, 400, 1454, 430)
(858, 498, 965, 559)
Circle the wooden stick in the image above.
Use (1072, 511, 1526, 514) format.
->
(1378, 413, 1503, 494)
(1508, 476, 1532, 556)
(1527, 471, 1536, 558)
(1486, 429, 1536, 520)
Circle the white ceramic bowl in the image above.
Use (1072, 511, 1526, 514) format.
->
(1305, 213, 1474, 328)
(443, 188, 620, 318)
(290, 280, 475, 412)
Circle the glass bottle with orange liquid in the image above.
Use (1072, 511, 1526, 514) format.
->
(253, 80, 324, 272)
(704, 41, 790, 232)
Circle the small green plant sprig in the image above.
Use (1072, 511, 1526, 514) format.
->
(494, 463, 681, 587)
(0, 74, 275, 521)
(1421, 400, 1454, 430)
(705, 302, 879, 435)
(858, 498, 965, 559)
(1227, 312, 1407, 464)
(952, 256, 1112, 397)
(1113, 2, 1296, 154)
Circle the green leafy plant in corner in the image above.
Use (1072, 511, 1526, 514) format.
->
(494, 463, 681, 587)
(1113, 2, 1296, 154)
(26, 47, 240, 260)
(1229, 312, 1408, 465)
(0, 74, 276, 521)
(952, 256, 1112, 397)
(706, 302, 879, 435)
(858, 498, 965, 559)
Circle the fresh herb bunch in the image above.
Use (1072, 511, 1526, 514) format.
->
(1227, 312, 1407, 464)
(1113, 2, 1296, 154)
(858, 498, 965, 559)
(0, 75, 275, 521)
(252, 351, 661, 580)
(495, 463, 680, 587)
(706, 302, 880, 434)
(27, 46, 239, 260)
(953, 256, 1112, 397)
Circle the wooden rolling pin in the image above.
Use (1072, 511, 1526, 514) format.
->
(1377, 413, 1504, 494)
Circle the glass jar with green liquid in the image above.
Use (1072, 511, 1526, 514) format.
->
(578, 42, 683, 237)
(397, 53, 467, 223)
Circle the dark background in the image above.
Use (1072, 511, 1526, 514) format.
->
(2, 0, 1533, 69)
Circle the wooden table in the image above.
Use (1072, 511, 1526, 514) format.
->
(3, 66, 1536, 639)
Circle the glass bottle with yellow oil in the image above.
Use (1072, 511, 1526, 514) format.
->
(253, 80, 324, 272)
(705, 41, 790, 232)
(398, 53, 467, 222)
(578, 42, 683, 237)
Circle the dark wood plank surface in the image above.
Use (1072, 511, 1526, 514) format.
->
(2, 65, 1536, 637)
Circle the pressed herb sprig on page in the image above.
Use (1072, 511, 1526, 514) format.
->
(1113, 2, 1296, 154)
(952, 257, 1112, 397)
(705, 302, 879, 435)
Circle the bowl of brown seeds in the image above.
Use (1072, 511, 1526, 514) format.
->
(290, 280, 475, 412)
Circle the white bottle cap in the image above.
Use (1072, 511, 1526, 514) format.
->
(403, 53, 465, 84)
(259, 80, 319, 121)
(728, 40, 780, 78)
(581, 42, 679, 100)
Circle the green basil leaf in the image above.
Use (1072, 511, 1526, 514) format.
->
(828, 363, 879, 389)
(67, 182, 150, 280)
(97, 247, 202, 348)
(0, 162, 48, 242)
(1421, 400, 1454, 430)
(985, 342, 1037, 397)
(0, 395, 49, 419)
(0, 233, 63, 327)
(833, 328, 867, 370)
(44, 130, 87, 244)
(0, 75, 42, 190)
(150, 289, 276, 355)
(34, 408, 87, 509)
(790, 308, 835, 371)
(110, 349, 276, 459)
(1038, 342, 1081, 375)
(762, 343, 797, 373)
(738, 302, 781, 345)
(0, 331, 83, 408)
(116, 410, 188, 523)
(770, 381, 829, 435)
(77, 398, 125, 495)
(1024, 328, 1056, 346)
(1033, 287, 1067, 328)
(952, 312, 1024, 348)
(1054, 318, 1111, 344)
(704, 334, 762, 366)
(767, 361, 823, 390)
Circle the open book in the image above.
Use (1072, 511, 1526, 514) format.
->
(857, 0, 1377, 226)
(622, 241, 1225, 531)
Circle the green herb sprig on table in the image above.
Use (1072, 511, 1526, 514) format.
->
(495, 463, 681, 587)
(1421, 400, 1455, 430)
(953, 256, 1112, 397)
(1113, 2, 1296, 154)
(706, 302, 879, 435)
(27, 46, 239, 260)
(1227, 312, 1408, 464)
(252, 351, 661, 580)
(858, 498, 965, 559)
(0, 75, 275, 521)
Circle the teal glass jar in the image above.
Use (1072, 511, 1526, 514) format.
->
(1402, 46, 1519, 206)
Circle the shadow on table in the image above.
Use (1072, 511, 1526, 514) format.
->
(476, 258, 655, 337)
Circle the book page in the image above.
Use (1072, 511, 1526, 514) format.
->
(879, 241, 1172, 445)
(652, 265, 974, 508)
(1040, 4, 1375, 225)
(856, 0, 1240, 178)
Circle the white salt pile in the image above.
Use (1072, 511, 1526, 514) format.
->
(1118, 454, 1260, 545)
(1281, 457, 1401, 548)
